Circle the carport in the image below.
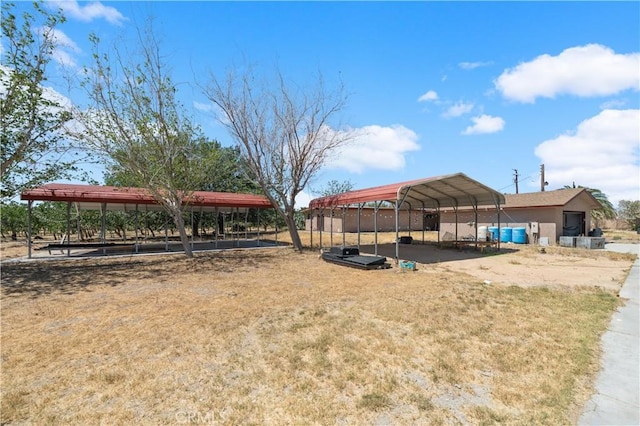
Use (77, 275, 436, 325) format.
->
(308, 172, 506, 262)
(20, 183, 274, 259)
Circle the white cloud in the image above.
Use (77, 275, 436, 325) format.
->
(534, 109, 640, 204)
(459, 61, 492, 70)
(442, 101, 474, 119)
(193, 101, 215, 113)
(495, 44, 640, 103)
(48, 1, 127, 26)
(417, 90, 438, 102)
(600, 99, 627, 110)
(49, 27, 80, 52)
(42, 85, 74, 109)
(462, 114, 505, 135)
(295, 190, 313, 209)
(1, 65, 74, 111)
(44, 27, 81, 67)
(327, 125, 421, 173)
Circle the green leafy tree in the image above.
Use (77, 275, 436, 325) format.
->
(104, 138, 262, 237)
(182, 140, 263, 236)
(103, 211, 130, 240)
(32, 201, 67, 239)
(77, 209, 101, 240)
(316, 179, 354, 197)
(588, 189, 617, 225)
(618, 200, 640, 231)
(0, 1, 84, 200)
(72, 25, 209, 257)
(194, 140, 261, 194)
(105, 139, 259, 194)
(0, 201, 27, 240)
(203, 66, 353, 251)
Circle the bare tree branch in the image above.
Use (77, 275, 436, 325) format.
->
(202, 66, 353, 251)
(70, 23, 204, 257)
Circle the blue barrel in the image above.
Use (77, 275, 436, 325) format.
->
(500, 227, 513, 243)
(488, 226, 499, 241)
(512, 227, 527, 244)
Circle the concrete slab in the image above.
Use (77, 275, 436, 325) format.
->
(602, 242, 640, 257)
(579, 243, 639, 426)
(5, 239, 287, 263)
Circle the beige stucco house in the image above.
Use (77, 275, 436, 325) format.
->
(438, 188, 602, 244)
(305, 188, 602, 245)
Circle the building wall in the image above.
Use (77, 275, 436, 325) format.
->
(306, 192, 596, 245)
(438, 208, 560, 244)
(439, 199, 595, 244)
(305, 208, 425, 232)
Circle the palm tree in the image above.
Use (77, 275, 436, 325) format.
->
(564, 184, 617, 226)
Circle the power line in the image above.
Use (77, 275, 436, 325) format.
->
(499, 167, 544, 192)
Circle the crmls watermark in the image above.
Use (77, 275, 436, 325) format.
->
(175, 410, 217, 424)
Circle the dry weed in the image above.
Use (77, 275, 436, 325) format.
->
(1, 245, 629, 425)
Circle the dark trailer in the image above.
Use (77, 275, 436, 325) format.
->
(320, 246, 391, 270)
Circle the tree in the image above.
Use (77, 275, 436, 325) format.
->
(202, 67, 352, 251)
(104, 138, 262, 237)
(588, 188, 617, 226)
(0, 201, 27, 240)
(564, 184, 617, 226)
(0, 1, 82, 200)
(316, 179, 355, 197)
(72, 26, 208, 258)
(32, 201, 67, 239)
(194, 140, 261, 194)
(618, 200, 640, 231)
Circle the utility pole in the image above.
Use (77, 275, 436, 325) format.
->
(513, 169, 519, 194)
(540, 164, 546, 191)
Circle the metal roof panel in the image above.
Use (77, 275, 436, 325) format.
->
(20, 183, 273, 211)
(309, 173, 505, 209)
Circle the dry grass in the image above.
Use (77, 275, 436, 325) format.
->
(602, 229, 640, 243)
(1, 236, 634, 425)
(0, 240, 29, 262)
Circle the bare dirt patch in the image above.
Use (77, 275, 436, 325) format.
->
(428, 245, 634, 291)
(0, 233, 636, 425)
(352, 239, 634, 292)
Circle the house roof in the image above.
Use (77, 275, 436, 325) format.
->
(503, 188, 602, 209)
(20, 183, 273, 213)
(308, 172, 505, 210)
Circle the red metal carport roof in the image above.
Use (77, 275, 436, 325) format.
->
(21, 183, 273, 212)
(308, 172, 505, 210)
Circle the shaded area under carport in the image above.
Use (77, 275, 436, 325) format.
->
(307, 172, 506, 263)
(358, 242, 517, 265)
(20, 183, 276, 259)
(26, 239, 287, 260)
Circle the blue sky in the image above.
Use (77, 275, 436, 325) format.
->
(7, 1, 640, 207)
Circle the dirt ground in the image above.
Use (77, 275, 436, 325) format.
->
(1, 231, 638, 425)
(363, 242, 635, 292)
(3, 230, 635, 292)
